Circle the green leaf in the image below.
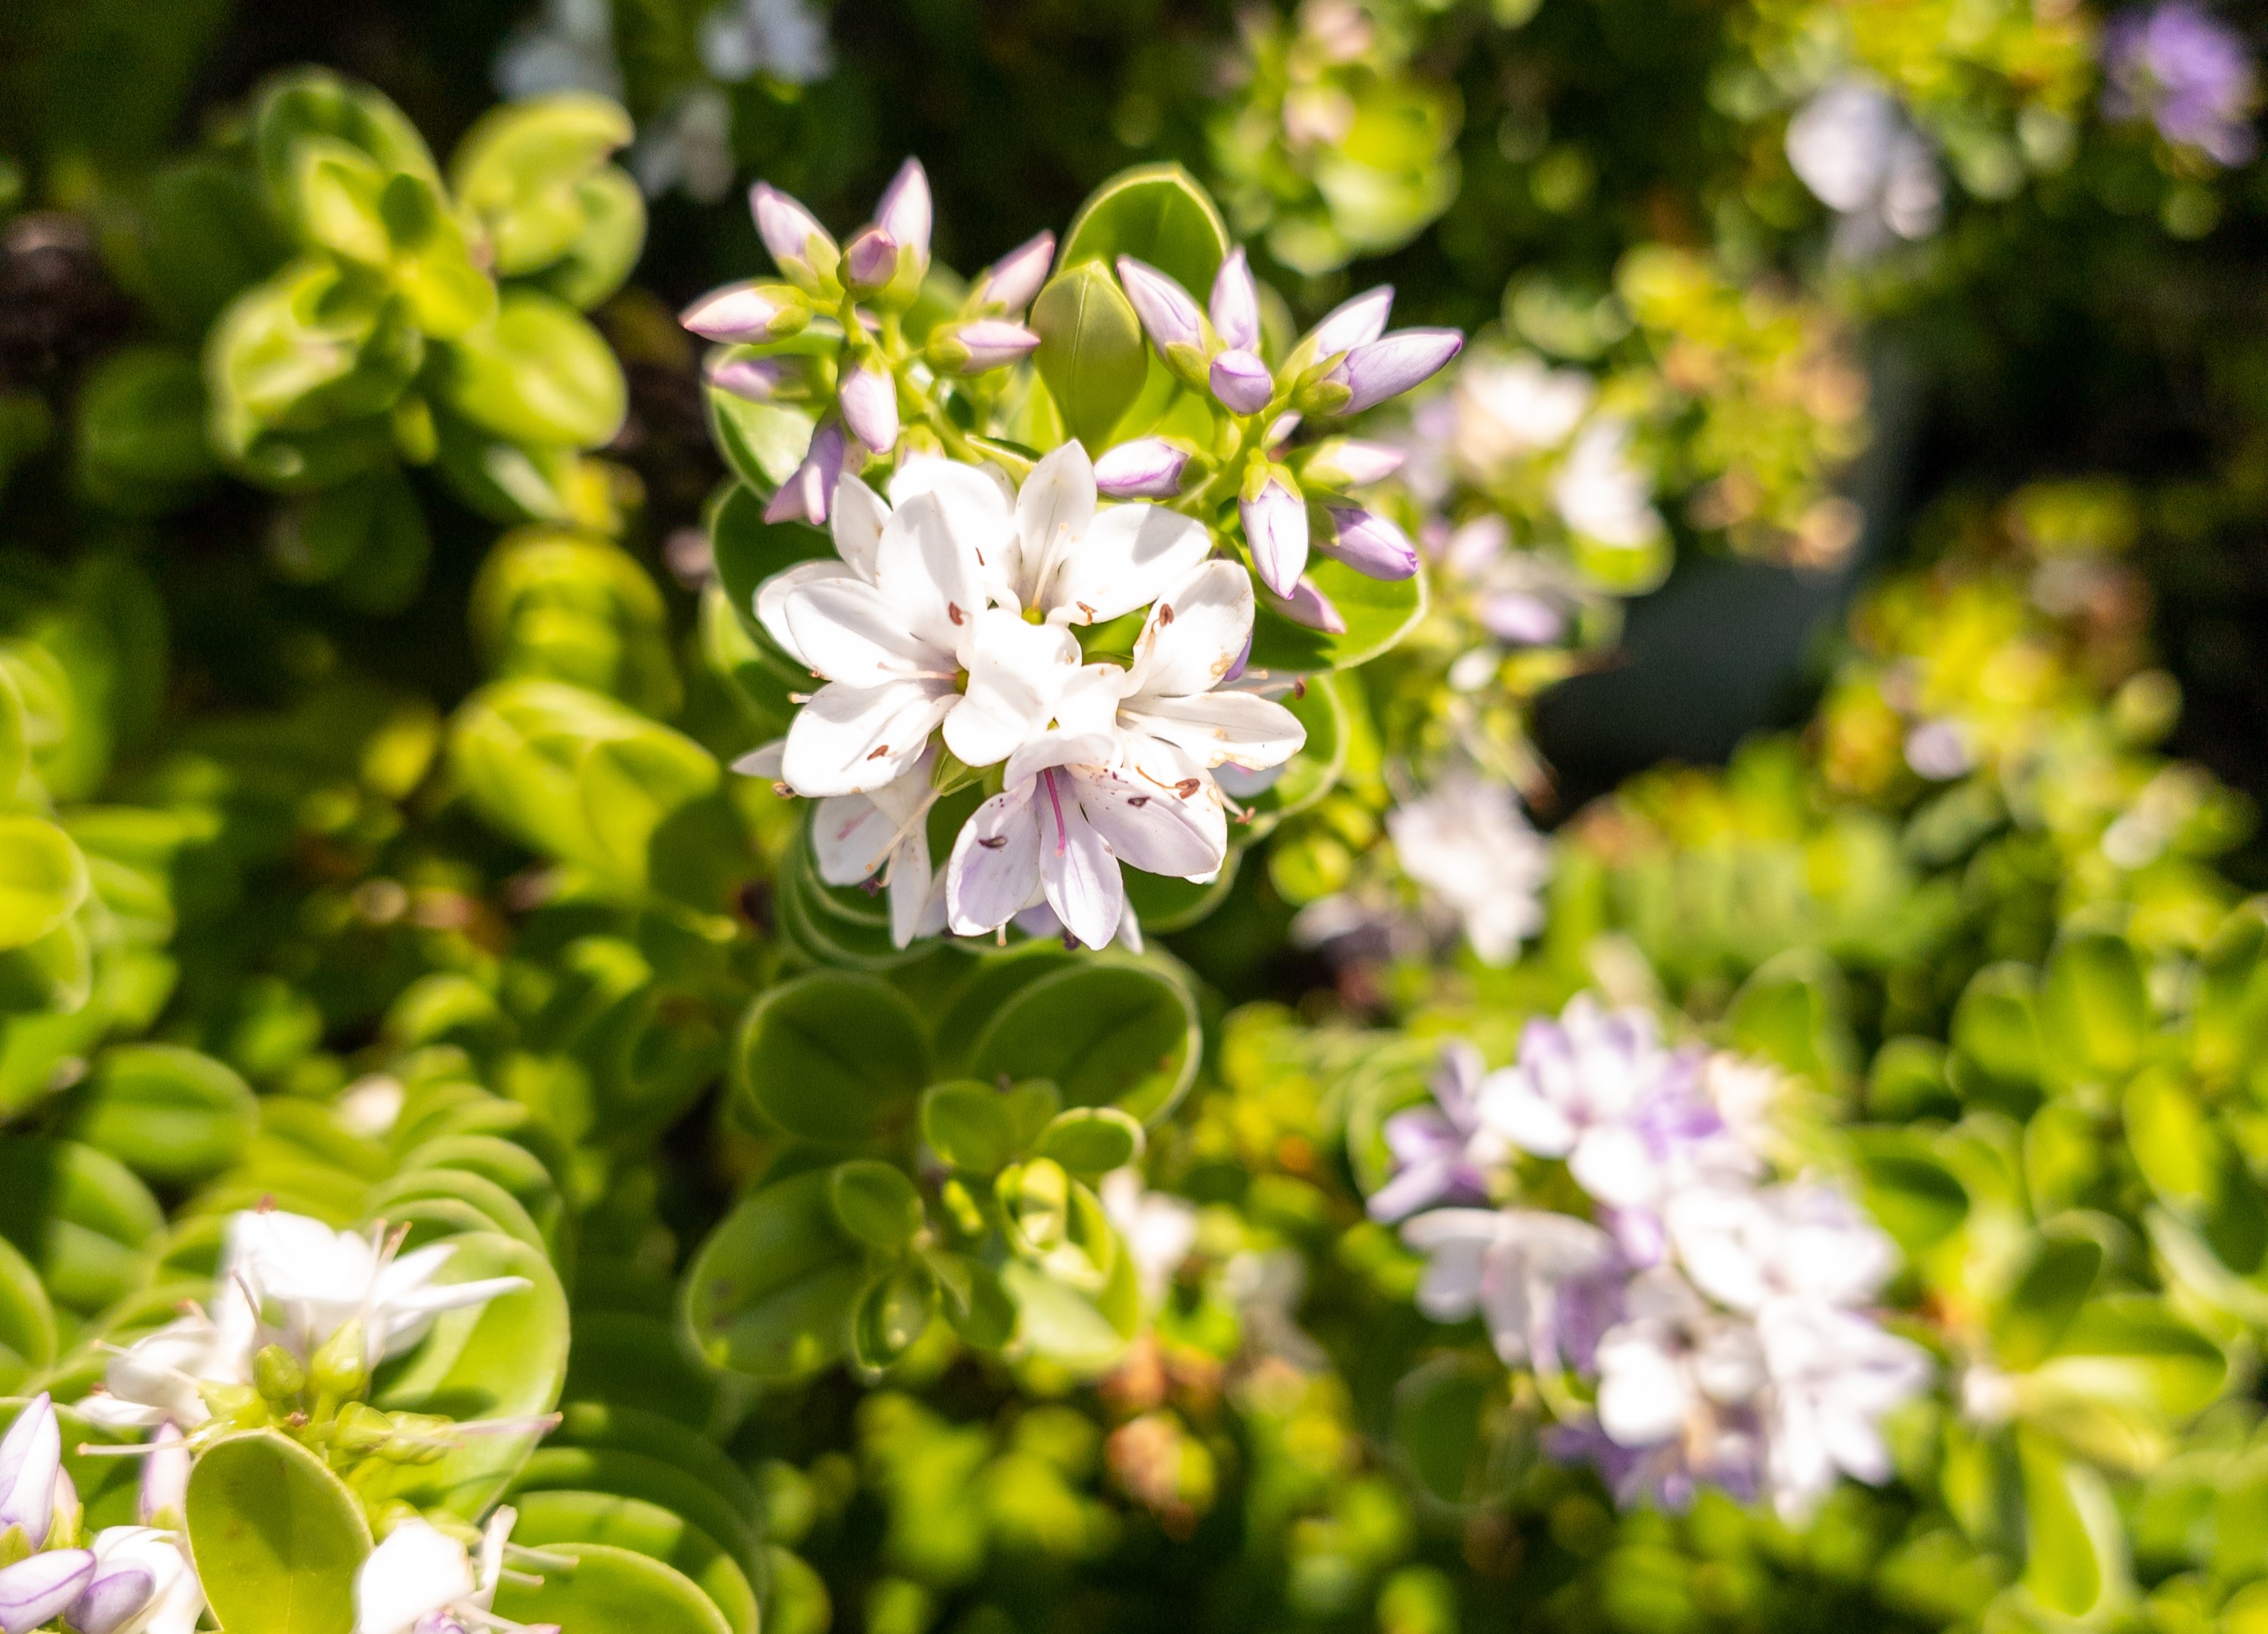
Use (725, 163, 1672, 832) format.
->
(0, 1234, 56, 1393)
(73, 345, 217, 514)
(449, 93, 635, 277)
(187, 1429, 373, 1634)
(2046, 1294, 2226, 1418)
(2017, 1427, 2112, 1617)
(2040, 930, 2147, 1081)
(0, 1137, 163, 1316)
(1991, 1235, 2102, 1370)
(529, 168, 647, 309)
(707, 385, 822, 496)
(1393, 1352, 1532, 1509)
(707, 481, 832, 637)
(921, 1080, 1025, 1174)
(547, 1401, 763, 1528)
(70, 1044, 256, 1183)
(1953, 962, 2043, 1095)
(364, 1232, 570, 1519)
(1033, 1107, 1144, 1176)
(0, 815, 88, 951)
(510, 1446, 757, 1564)
(510, 1490, 758, 1634)
(1030, 262, 1150, 451)
(829, 1160, 925, 1251)
(1853, 1131, 1971, 1255)
(679, 1170, 866, 1382)
(1247, 554, 1427, 673)
(1058, 163, 1231, 299)
(850, 1261, 935, 1375)
(491, 1541, 733, 1634)
(254, 68, 438, 231)
(435, 289, 626, 449)
(733, 971, 931, 1143)
(2125, 1067, 2217, 1210)
(965, 958, 1198, 1123)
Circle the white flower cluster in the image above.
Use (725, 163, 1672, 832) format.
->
(1378, 995, 1931, 1518)
(742, 444, 1308, 950)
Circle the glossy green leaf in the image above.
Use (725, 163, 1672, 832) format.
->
(510, 1490, 759, 1634)
(2040, 930, 2147, 1080)
(733, 970, 930, 1143)
(491, 1540, 733, 1634)
(70, 1044, 256, 1182)
(0, 815, 89, 952)
(680, 1170, 865, 1382)
(850, 1260, 935, 1375)
(1247, 555, 1427, 673)
(1991, 1235, 2102, 1370)
(1033, 1106, 1144, 1175)
(965, 958, 1198, 1123)
(186, 1429, 373, 1634)
(1031, 261, 1149, 450)
(0, 1137, 163, 1315)
(450, 93, 634, 277)
(0, 1236, 55, 1393)
(510, 1446, 757, 1564)
(829, 1160, 925, 1251)
(707, 388, 823, 497)
(1058, 163, 1230, 299)
(435, 289, 626, 450)
(921, 1080, 1025, 1174)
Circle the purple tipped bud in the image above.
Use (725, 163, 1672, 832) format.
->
(934, 319, 1041, 374)
(1266, 410, 1303, 447)
(1302, 438, 1405, 488)
(1210, 348, 1275, 416)
(66, 1567, 154, 1634)
(705, 354, 797, 403)
(1116, 256, 1207, 354)
(751, 182, 839, 292)
(874, 158, 934, 271)
(842, 227, 900, 293)
(0, 1549, 94, 1634)
(1210, 248, 1262, 351)
(977, 231, 1055, 312)
(1316, 329, 1464, 416)
(0, 1394, 59, 1550)
(838, 360, 899, 453)
(1316, 506, 1419, 580)
(1094, 437, 1194, 498)
(1304, 285, 1394, 359)
(139, 1422, 189, 1528)
(766, 420, 850, 525)
(1265, 576, 1347, 633)
(1241, 472, 1309, 598)
(679, 280, 808, 343)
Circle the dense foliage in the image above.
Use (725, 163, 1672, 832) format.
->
(0, 0, 2266, 1630)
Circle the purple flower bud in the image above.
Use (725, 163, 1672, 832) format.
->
(1265, 576, 1347, 633)
(1210, 247, 1262, 351)
(1315, 329, 1464, 416)
(766, 420, 850, 525)
(0, 1394, 59, 1550)
(678, 280, 807, 343)
(1304, 285, 1394, 360)
(1303, 438, 1405, 488)
(705, 354, 795, 402)
(1265, 410, 1303, 447)
(751, 182, 838, 290)
(66, 1566, 153, 1634)
(838, 360, 899, 453)
(0, 1549, 94, 1634)
(1480, 591, 1567, 646)
(1210, 348, 1275, 415)
(874, 158, 933, 271)
(842, 227, 900, 293)
(938, 318, 1041, 374)
(1317, 506, 1419, 580)
(1241, 474, 1309, 597)
(139, 1422, 189, 1528)
(1093, 437, 1193, 498)
(977, 231, 1055, 313)
(1116, 255, 1207, 354)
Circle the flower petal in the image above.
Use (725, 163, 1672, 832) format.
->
(1046, 503, 1212, 625)
(1016, 441, 1098, 608)
(1121, 691, 1307, 772)
(1125, 560, 1255, 700)
(781, 579, 939, 685)
(829, 472, 890, 580)
(887, 820, 937, 949)
(940, 611, 1080, 767)
(875, 491, 986, 656)
(754, 560, 857, 664)
(354, 1519, 476, 1634)
(0, 1549, 94, 1634)
(1036, 766, 1125, 949)
(1072, 761, 1225, 880)
(947, 780, 1040, 935)
(810, 793, 894, 886)
(781, 680, 956, 797)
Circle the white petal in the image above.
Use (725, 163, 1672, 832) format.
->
(947, 781, 1040, 934)
(811, 794, 893, 886)
(782, 579, 939, 685)
(1476, 1078, 1577, 1158)
(888, 460, 1017, 602)
(888, 823, 934, 949)
(940, 611, 1080, 766)
(1072, 762, 1226, 879)
(1018, 441, 1098, 607)
(353, 1520, 473, 1634)
(1595, 1325, 1690, 1447)
(1036, 765, 1124, 949)
(875, 492, 986, 655)
(1124, 559, 1252, 698)
(754, 560, 856, 664)
(732, 740, 786, 779)
(1044, 503, 1213, 626)
(1121, 692, 1306, 771)
(1569, 1124, 1659, 1210)
(829, 473, 891, 580)
(780, 680, 956, 797)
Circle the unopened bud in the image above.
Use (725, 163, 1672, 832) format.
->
(873, 159, 932, 286)
(137, 1425, 188, 1530)
(1309, 330, 1464, 417)
(1315, 505, 1419, 580)
(253, 1343, 308, 1405)
(1209, 247, 1262, 351)
(1263, 575, 1347, 633)
(928, 319, 1042, 375)
(1240, 466, 1309, 597)
(1117, 255, 1214, 388)
(705, 353, 801, 403)
(310, 1320, 370, 1404)
(838, 358, 900, 453)
(333, 1403, 395, 1454)
(1299, 437, 1405, 489)
(1209, 348, 1275, 416)
(751, 181, 840, 296)
(974, 231, 1055, 312)
(678, 280, 810, 343)
(0, 1549, 94, 1632)
(1093, 437, 1195, 498)
(66, 1562, 154, 1634)
(1301, 284, 1393, 361)
(766, 420, 852, 525)
(842, 226, 901, 296)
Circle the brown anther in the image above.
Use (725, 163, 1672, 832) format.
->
(866, 744, 891, 760)
(978, 835, 1008, 849)
(1173, 778, 1201, 797)
(948, 602, 965, 625)
(1157, 603, 1176, 625)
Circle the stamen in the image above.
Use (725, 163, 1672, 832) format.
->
(1042, 768, 1069, 856)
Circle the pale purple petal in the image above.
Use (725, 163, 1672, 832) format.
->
(978, 231, 1056, 313)
(764, 420, 850, 525)
(838, 361, 899, 453)
(1241, 477, 1308, 597)
(1116, 256, 1205, 353)
(1209, 247, 1262, 351)
(1331, 330, 1465, 416)
(1263, 576, 1344, 633)
(1092, 438, 1191, 499)
(947, 781, 1042, 935)
(1316, 506, 1418, 580)
(947, 320, 1041, 373)
(0, 1394, 58, 1549)
(679, 281, 799, 342)
(842, 227, 900, 291)
(874, 158, 933, 264)
(0, 1550, 94, 1634)
(1210, 348, 1275, 415)
(1304, 285, 1393, 357)
(1036, 766, 1124, 949)
(67, 1566, 154, 1634)
(705, 354, 795, 402)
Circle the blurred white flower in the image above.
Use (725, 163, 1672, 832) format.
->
(1755, 1297, 1932, 1518)
(1552, 418, 1665, 549)
(494, 0, 623, 101)
(1101, 1171, 1199, 1308)
(1785, 79, 1944, 257)
(699, 0, 834, 86)
(1452, 353, 1594, 478)
(1385, 771, 1551, 964)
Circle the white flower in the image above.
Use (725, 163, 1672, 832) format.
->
(1384, 772, 1551, 964)
(1452, 354, 1594, 478)
(769, 478, 1083, 797)
(977, 441, 1215, 628)
(80, 1305, 256, 1433)
(227, 1211, 530, 1369)
(1551, 418, 1663, 549)
(494, 0, 623, 101)
(1666, 1180, 1900, 1315)
(808, 750, 948, 947)
(1785, 79, 1942, 256)
(699, 0, 834, 86)
(1401, 1208, 1619, 1371)
(1755, 1297, 1931, 1518)
(945, 562, 1304, 949)
(76, 1526, 205, 1634)
(354, 1511, 519, 1634)
(1588, 1269, 1769, 1508)
(1100, 1171, 1199, 1308)
(627, 86, 737, 204)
